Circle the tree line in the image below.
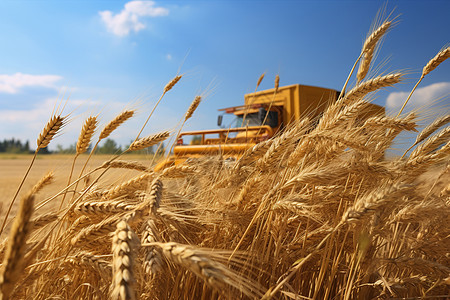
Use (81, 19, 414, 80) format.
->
(0, 138, 163, 155)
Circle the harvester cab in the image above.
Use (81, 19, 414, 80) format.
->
(154, 84, 384, 171)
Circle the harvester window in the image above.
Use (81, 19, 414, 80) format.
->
(236, 113, 262, 127)
(258, 108, 278, 128)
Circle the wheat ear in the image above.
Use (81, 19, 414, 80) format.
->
(274, 74, 280, 92)
(76, 116, 98, 154)
(168, 95, 203, 156)
(397, 46, 450, 116)
(147, 242, 263, 297)
(37, 115, 65, 149)
(402, 114, 450, 158)
(0, 191, 34, 299)
(146, 178, 163, 215)
(340, 20, 392, 95)
(128, 131, 170, 152)
(343, 73, 403, 104)
(111, 220, 139, 300)
(136, 75, 182, 141)
(184, 96, 202, 122)
(100, 110, 135, 140)
(357, 47, 374, 83)
(31, 171, 54, 194)
(422, 46, 450, 76)
(70, 110, 135, 204)
(141, 220, 163, 275)
(242, 72, 265, 126)
(100, 160, 151, 172)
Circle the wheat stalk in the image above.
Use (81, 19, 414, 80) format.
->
(409, 126, 450, 160)
(340, 20, 392, 95)
(364, 113, 418, 132)
(398, 46, 449, 116)
(160, 164, 196, 178)
(402, 114, 450, 158)
(0, 191, 34, 299)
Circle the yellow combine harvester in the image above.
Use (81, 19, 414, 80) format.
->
(155, 84, 384, 170)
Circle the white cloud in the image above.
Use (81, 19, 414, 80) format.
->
(99, 1, 169, 37)
(166, 54, 172, 61)
(386, 82, 450, 110)
(0, 73, 62, 94)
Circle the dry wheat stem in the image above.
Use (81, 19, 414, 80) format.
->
(341, 20, 391, 95)
(398, 47, 449, 117)
(167, 95, 203, 159)
(409, 126, 450, 160)
(242, 73, 266, 126)
(1, 115, 64, 236)
(135, 75, 182, 141)
(0, 191, 34, 299)
(69, 110, 135, 204)
(259, 75, 281, 131)
(402, 114, 450, 158)
(0, 152, 38, 237)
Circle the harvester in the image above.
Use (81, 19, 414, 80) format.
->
(154, 84, 384, 170)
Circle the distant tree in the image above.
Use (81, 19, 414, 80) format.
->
(0, 138, 32, 153)
(54, 143, 76, 154)
(97, 139, 121, 154)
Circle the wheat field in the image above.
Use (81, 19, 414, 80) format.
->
(0, 15, 449, 300)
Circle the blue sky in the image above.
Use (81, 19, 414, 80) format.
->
(0, 0, 449, 153)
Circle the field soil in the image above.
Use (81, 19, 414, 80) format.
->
(0, 154, 153, 232)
